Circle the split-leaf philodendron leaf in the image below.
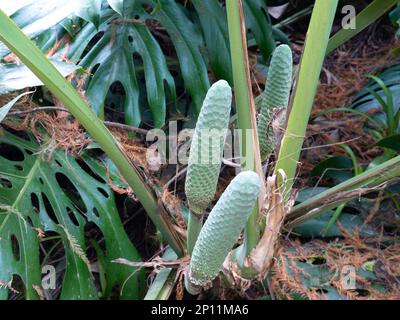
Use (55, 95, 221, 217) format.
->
(0, 130, 144, 300)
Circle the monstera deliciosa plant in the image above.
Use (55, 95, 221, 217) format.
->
(0, 0, 399, 300)
(1, 0, 277, 128)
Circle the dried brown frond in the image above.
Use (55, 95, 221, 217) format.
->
(270, 233, 400, 300)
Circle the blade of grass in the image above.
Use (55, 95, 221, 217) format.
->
(274, 0, 339, 197)
(327, 0, 398, 55)
(322, 144, 362, 236)
(0, 9, 185, 257)
(366, 75, 396, 136)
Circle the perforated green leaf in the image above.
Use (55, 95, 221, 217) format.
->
(76, 0, 102, 28)
(69, 3, 176, 128)
(145, 0, 209, 114)
(0, 0, 84, 58)
(0, 130, 144, 299)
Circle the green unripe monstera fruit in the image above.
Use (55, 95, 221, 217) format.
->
(257, 44, 293, 161)
(188, 171, 260, 288)
(185, 80, 232, 215)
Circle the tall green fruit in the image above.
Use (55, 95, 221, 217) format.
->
(185, 80, 232, 254)
(257, 44, 293, 161)
(186, 171, 260, 292)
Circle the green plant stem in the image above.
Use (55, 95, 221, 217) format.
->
(288, 154, 400, 226)
(322, 203, 345, 236)
(327, 0, 398, 55)
(274, 0, 339, 197)
(274, 5, 314, 29)
(322, 144, 363, 235)
(226, 0, 262, 258)
(144, 248, 178, 300)
(186, 212, 203, 256)
(0, 9, 185, 257)
(366, 75, 396, 136)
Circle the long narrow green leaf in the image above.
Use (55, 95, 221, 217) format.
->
(107, 0, 124, 16)
(0, 9, 185, 257)
(0, 60, 79, 95)
(288, 155, 400, 225)
(226, 0, 264, 261)
(0, 91, 32, 123)
(144, 248, 177, 300)
(274, 0, 338, 196)
(327, 0, 398, 54)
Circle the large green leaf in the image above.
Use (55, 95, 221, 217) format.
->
(376, 134, 400, 151)
(327, 0, 399, 55)
(68, 3, 176, 128)
(0, 0, 84, 58)
(191, 0, 276, 84)
(243, 0, 276, 61)
(67, 0, 210, 124)
(145, 0, 209, 114)
(0, 60, 80, 95)
(352, 64, 400, 128)
(192, 0, 232, 83)
(0, 130, 144, 299)
(293, 207, 376, 238)
(0, 0, 35, 16)
(3, 0, 277, 127)
(0, 6, 186, 258)
(309, 156, 355, 183)
(76, 0, 102, 28)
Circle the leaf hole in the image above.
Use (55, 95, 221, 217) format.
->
(75, 158, 106, 184)
(67, 207, 80, 227)
(0, 178, 12, 189)
(10, 274, 25, 299)
(316, 288, 329, 294)
(30, 193, 40, 212)
(3, 128, 30, 141)
(55, 172, 88, 214)
(14, 164, 23, 171)
(311, 257, 326, 265)
(0, 143, 25, 161)
(354, 289, 370, 297)
(41, 192, 59, 224)
(10, 234, 20, 261)
(79, 32, 105, 61)
(97, 187, 109, 198)
(93, 207, 100, 218)
(26, 216, 34, 227)
(90, 63, 101, 77)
